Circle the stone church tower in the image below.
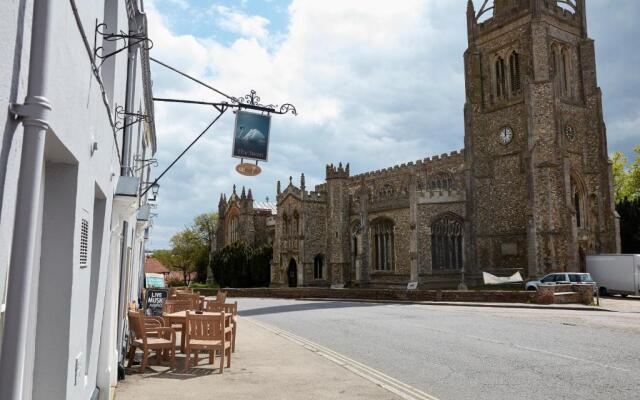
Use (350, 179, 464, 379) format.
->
(464, 0, 619, 276)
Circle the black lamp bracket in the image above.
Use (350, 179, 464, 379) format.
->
(94, 22, 153, 65)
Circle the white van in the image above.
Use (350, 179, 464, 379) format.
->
(586, 254, 640, 296)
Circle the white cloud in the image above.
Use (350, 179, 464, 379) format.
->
(210, 5, 271, 39)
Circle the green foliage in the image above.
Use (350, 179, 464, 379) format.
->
(155, 213, 219, 285)
(612, 148, 640, 253)
(166, 277, 186, 287)
(153, 227, 207, 285)
(152, 249, 175, 270)
(616, 197, 640, 253)
(212, 242, 272, 288)
(192, 212, 218, 282)
(611, 147, 640, 203)
(188, 282, 220, 289)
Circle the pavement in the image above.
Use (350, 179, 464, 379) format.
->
(598, 295, 640, 313)
(115, 316, 410, 400)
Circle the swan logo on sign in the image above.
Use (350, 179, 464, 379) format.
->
(232, 110, 271, 162)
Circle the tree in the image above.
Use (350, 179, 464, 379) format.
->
(192, 213, 218, 283)
(152, 249, 175, 270)
(616, 197, 640, 253)
(169, 228, 207, 285)
(611, 146, 640, 202)
(212, 242, 272, 288)
(612, 147, 640, 253)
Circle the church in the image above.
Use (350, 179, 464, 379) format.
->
(267, 0, 620, 288)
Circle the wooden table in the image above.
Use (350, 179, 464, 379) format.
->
(163, 311, 232, 351)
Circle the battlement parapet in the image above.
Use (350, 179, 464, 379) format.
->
(326, 162, 350, 179)
(349, 149, 465, 181)
(476, 0, 581, 35)
(304, 190, 326, 203)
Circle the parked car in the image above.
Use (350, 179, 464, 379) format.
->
(525, 272, 595, 291)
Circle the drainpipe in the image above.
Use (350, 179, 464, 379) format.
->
(0, 0, 53, 399)
(120, 31, 139, 176)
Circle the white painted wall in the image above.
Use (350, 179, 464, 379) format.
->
(0, 1, 157, 399)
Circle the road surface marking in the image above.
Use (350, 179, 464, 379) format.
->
(514, 345, 633, 373)
(245, 317, 441, 400)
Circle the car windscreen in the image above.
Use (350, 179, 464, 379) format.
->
(576, 274, 594, 283)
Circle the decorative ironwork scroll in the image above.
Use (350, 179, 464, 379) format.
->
(233, 90, 297, 115)
(114, 105, 152, 131)
(94, 23, 154, 64)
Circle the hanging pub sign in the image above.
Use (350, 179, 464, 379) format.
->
(232, 110, 271, 162)
(235, 162, 262, 176)
(144, 288, 169, 316)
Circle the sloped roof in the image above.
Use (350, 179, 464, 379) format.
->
(254, 201, 277, 215)
(145, 257, 170, 274)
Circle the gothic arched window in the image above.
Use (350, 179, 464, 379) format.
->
(351, 220, 361, 265)
(380, 184, 394, 198)
(509, 51, 521, 95)
(282, 213, 289, 238)
(227, 215, 239, 244)
(553, 44, 572, 97)
(570, 174, 587, 229)
(495, 57, 506, 100)
(431, 214, 464, 270)
(293, 211, 300, 237)
(427, 173, 454, 191)
(371, 218, 395, 271)
(314, 254, 323, 280)
(560, 47, 570, 95)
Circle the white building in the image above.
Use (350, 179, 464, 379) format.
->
(0, 1, 158, 399)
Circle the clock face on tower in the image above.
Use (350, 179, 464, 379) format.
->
(498, 127, 513, 145)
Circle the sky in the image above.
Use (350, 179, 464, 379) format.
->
(144, 0, 640, 250)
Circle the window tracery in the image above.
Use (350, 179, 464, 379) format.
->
(371, 218, 394, 271)
(509, 51, 521, 94)
(427, 173, 454, 191)
(431, 214, 464, 270)
(379, 184, 394, 198)
(227, 215, 239, 244)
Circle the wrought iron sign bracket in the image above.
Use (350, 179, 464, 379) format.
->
(140, 57, 298, 196)
(153, 91, 297, 116)
(134, 157, 158, 171)
(114, 105, 152, 131)
(94, 22, 153, 65)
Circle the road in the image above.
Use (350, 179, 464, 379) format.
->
(236, 298, 640, 400)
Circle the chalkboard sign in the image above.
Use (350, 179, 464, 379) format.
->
(145, 288, 169, 316)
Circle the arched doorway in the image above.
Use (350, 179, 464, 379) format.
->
(288, 259, 298, 287)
